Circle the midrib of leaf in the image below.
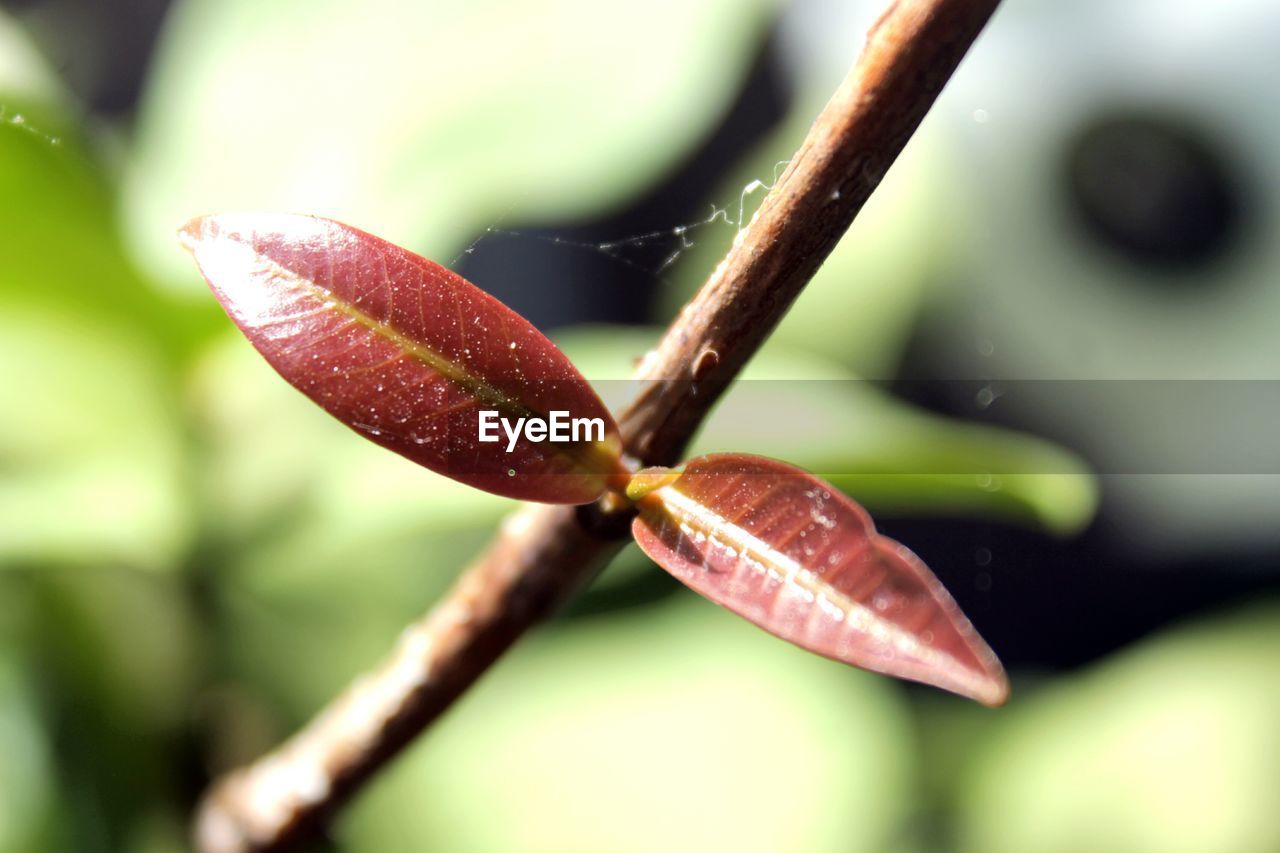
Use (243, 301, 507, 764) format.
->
(649, 484, 980, 684)
(257, 253, 619, 476)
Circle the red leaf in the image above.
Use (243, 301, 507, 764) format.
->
(180, 213, 624, 504)
(631, 454, 1009, 706)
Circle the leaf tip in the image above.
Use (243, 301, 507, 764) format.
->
(177, 215, 209, 253)
(971, 667, 1011, 708)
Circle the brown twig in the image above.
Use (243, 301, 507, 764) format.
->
(194, 1, 1000, 849)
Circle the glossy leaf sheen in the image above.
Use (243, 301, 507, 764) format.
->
(632, 453, 1009, 706)
(181, 213, 621, 504)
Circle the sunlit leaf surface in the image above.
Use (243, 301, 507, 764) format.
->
(632, 453, 1009, 706)
(181, 213, 623, 503)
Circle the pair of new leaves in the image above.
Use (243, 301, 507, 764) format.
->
(181, 213, 1008, 707)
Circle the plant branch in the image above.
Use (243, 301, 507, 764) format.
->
(194, 1, 999, 849)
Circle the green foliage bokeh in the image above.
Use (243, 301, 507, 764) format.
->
(1, 2, 1274, 852)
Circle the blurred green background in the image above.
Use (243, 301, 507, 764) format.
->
(2, 0, 1279, 850)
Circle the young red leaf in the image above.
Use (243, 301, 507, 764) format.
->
(630, 454, 1009, 706)
(180, 213, 624, 504)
